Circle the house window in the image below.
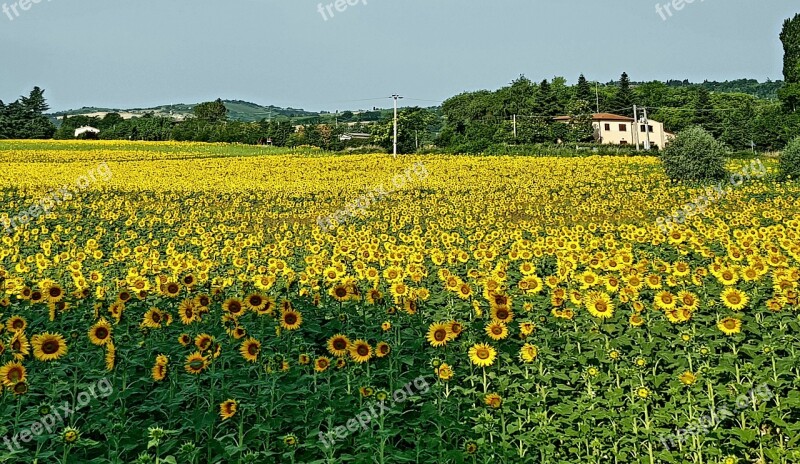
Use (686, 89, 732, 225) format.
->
(648, 125, 654, 133)
(619, 124, 627, 131)
(640, 125, 647, 132)
(604, 123, 611, 131)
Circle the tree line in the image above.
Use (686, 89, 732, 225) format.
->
(3, 14, 799, 154)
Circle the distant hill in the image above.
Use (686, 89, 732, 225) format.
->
(48, 100, 321, 125)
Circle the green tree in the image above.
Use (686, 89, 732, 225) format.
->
(576, 74, 592, 102)
(612, 72, 634, 117)
(661, 126, 728, 181)
(193, 98, 228, 123)
(779, 14, 800, 112)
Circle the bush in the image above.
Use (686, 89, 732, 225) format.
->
(661, 126, 728, 181)
(779, 136, 800, 180)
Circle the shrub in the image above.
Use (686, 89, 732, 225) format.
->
(779, 136, 800, 180)
(661, 126, 728, 182)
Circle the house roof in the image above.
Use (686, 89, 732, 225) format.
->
(554, 113, 634, 122)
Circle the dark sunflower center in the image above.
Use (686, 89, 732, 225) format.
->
(477, 348, 490, 359)
(49, 287, 62, 297)
(42, 340, 59, 355)
(434, 329, 447, 341)
(333, 339, 346, 350)
(728, 294, 741, 304)
(356, 345, 369, 356)
(249, 296, 262, 306)
(248, 344, 259, 355)
(96, 328, 109, 339)
(284, 314, 297, 325)
(335, 288, 347, 297)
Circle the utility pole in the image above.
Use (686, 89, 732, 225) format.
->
(513, 114, 517, 139)
(633, 105, 640, 151)
(643, 106, 651, 150)
(595, 82, 600, 113)
(392, 94, 403, 157)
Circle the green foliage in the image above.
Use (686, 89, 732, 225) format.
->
(611, 72, 634, 116)
(661, 126, 728, 181)
(780, 14, 800, 112)
(0, 87, 56, 139)
(193, 98, 228, 123)
(779, 136, 800, 180)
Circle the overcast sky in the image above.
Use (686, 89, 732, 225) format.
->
(1, 0, 797, 113)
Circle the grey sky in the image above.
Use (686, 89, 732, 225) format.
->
(1, 0, 797, 113)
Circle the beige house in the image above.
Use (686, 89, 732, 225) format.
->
(554, 113, 675, 148)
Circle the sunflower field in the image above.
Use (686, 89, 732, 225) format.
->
(0, 140, 799, 464)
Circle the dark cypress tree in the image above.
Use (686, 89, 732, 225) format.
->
(779, 14, 800, 112)
(576, 74, 592, 102)
(612, 72, 635, 117)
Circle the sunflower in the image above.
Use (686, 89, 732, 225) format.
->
(519, 321, 535, 337)
(314, 356, 331, 372)
(283, 434, 298, 447)
(484, 393, 502, 408)
(280, 309, 303, 330)
(88, 319, 113, 346)
(162, 281, 181, 298)
(182, 274, 196, 288)
(222, 298, 245, 318)
(30, 290, 44, 304)
(12, 381, 28, 395)
(336, 358, 346, 369)
(151, 362, 167, 382)
(721, 288, 749, 311)
(629, 313, 645, 327)
(468, 343, 497, 367)
(381, 321, 392, 331)
(366, 288, 383, 305)
(585, 291, 614, 319)
(244, 293, 267, 312)
(679, 371, 697, 386)
(8, 332, 31, 361)
(330, 284, 350, 302)
(636, 387, 650, 399)
(117, 290, 132, 303)
(31, 332, 68, 362)
(0, 361, 26, 387)
(219, 399, 238, 421)
(485, 321, 509, 341)
(240, 338, 261, 363)
(178, 333, 192, 347)
(465, 442, 478, 455)
(448, 321, 464, 340)
(718, 317, 742, 335)
(426, 322, 450, 347)
(105, 342, 116, 371)
(60, 426, 80, 444)
(653, 291, 676, 310)
(375, 341, 391, 358)
(141, 308, 165, 329)
(195, 334, 215, 352)
(677, 291, 699, 311)
(327, 334, 350, 357)
(490, 305, 514, 324)
(185, 352, 210, 374)
(349, 339, 372, 363)
(435, 362, 453, 381)
(519, 343, 538, 363)
(6, 315, 27, 333)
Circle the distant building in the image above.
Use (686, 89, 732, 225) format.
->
(554, 113, 675, 148)
(339, 132, 372, 142)
(74, 126, 100, 139)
